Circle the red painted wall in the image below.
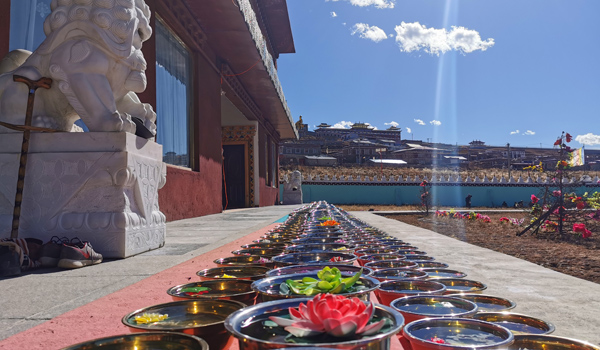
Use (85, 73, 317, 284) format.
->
(259, 177, 280, 206)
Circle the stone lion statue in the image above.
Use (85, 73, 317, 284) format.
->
(0, 0, 156, 138)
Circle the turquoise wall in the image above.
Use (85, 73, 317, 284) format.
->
(281, 184, 598, 207)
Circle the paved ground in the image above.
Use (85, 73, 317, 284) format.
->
(0, 205, 300, 342)
(0, 205, 598, 348)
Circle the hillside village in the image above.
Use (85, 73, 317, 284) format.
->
(280, 117, 600, 171)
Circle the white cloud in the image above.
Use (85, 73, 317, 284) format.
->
(414, 119, 425, 125)
(326, 0, 395, 9)
(394, 22, 494, 56)
(510, 130, 520, 135)
(331, 121, 353, 129)
(575, 133, 600, 145)
(330, 11, 337, 17)
(523, 130, 535, 135)
(406, 127, 412, 134)
(384, 121, 399, 127)
(430, 120, 442, 126)
(351, 23, 388, 43)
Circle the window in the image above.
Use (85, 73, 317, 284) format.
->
(155, 18, 192, 168)
(9, 0, 52, 52)
(295, 148, 300, 154)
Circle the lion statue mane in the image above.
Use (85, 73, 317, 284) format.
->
(0, 0, 156, 137)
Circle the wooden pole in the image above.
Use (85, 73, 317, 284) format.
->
(10, 75, 52, 239)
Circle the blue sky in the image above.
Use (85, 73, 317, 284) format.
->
(276, 0, 600, 149)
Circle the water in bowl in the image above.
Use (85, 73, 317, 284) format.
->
(395, 301, 465, 315)
(129, 312, 227, 329)
(412, 326, 506, 346)
(497, 321, 547, 335)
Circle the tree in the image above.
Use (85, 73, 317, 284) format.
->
(518, 132, 599, 240)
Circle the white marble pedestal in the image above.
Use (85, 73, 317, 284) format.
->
(0, 132, 167, 258)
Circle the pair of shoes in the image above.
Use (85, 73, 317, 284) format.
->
(0, 244, 21, 277)
(57, 238, 103, 269)
(39, 236, 69, 267)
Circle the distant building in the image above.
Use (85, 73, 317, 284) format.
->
(315, 122, 401, 142)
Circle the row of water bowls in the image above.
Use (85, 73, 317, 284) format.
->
(63, 202, 598, 350)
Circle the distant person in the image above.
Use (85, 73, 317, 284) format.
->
(465, 194, 472, 208)
(501, 201, 508, 208)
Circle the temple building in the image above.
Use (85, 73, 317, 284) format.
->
(315, 122, 402, 142)
(0, 0, 298, 221)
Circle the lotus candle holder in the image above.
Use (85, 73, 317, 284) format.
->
(402, 318, 514, 350)
(214, 255, 274, 268)
(167, 279, 257, 305)
(60, 332, 209, 350)
(241, 243, 287, 249)
(254, 238, 292, 244)
(390, 296, 478, 324)
(291, 238, 345, 245)
(509, 335, 600, 350)
(415, 261, 449, 269)
(398, 250, 428, 256)
(375, 280, 446, 306)
(271, 252, 357, 268)
(232, 248, 285, 258)
(473, 312, 555, 335)
(364, 260, 419, 271)
(372, 268, 428, 282)
(285, 243, 354, 253)
(224, 297, 405, 350)
(421, 268, 467, 279)
(358, 254, 406, 267)
(196, 266, 270, 281)
(403, 255, 435, 262)
(355, 248, 396, 257)
(436, 279, 487, 294)
(267, 264, 373, 277)
(385, 245, 418, 252)
(122, 299, 246, 350)
(376, 239, 406, 245)
(448, 294, 516, 313)
(251, 273, 380, 302)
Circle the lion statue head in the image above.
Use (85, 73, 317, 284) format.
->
(43, 0, 151, 59)
(0, 0, 157, 136)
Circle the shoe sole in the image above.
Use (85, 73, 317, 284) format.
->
(39, 257, 59, 267)
(57, 258, 103, 269)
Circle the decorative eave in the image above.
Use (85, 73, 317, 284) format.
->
(257, 0, 296, 57)
(185, 0, 298, 140)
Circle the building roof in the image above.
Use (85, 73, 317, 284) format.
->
(304, 156, 337, 160)
(367, 159, 407, 165)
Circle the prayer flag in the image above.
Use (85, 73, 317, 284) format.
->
(569, 147, 585, 167)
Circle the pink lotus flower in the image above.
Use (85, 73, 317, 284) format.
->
(269, 294, 386, 338)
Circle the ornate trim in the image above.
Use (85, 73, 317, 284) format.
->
(164, 0, 207, 49)
(222, 125, 256, 142)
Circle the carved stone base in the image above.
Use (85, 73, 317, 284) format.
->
(0, 132, 167, 258)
